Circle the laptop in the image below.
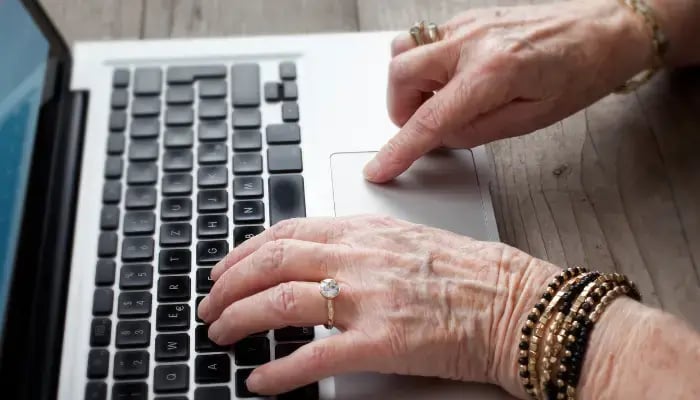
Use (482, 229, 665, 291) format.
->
(0, 0, 507, 399)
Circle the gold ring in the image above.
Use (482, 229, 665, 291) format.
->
(319, 278, 340, 329)
(409, 21, 440, 46)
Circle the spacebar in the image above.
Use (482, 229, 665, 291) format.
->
(269, 175, 306, 225)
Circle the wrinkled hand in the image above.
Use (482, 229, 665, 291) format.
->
(197, 215, 559, 396)
(364, 0, 652, 182)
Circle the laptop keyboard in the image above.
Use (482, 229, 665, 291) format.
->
(86, 62, 316, 400)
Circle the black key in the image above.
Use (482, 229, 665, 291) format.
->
(105, 156, 123, 178)
(130, 117, 160, 138)
(268, 145, 302, 173)
(154, 364, 189, 393)
(234, 336, 270, 366)
(112, 89, 128, 109)
(232, 109, 261, 129)
(161, 198, 192, 221)
(123, 211, 156, 235)
(196, 240, 228, 265)
(232, 154, 262, 175)
(165, 127, 193, 148)
(232, 130, 262, 151)
(87, 349, 110, 378)
(275, 342, 304, 359)
(110, 111, 127, 131)
(195, 354, 230, 383)
(97, 232, 118, 257)
(198, 143, 227, 164)
(166, 106, 194, 126)
(157, 304, 190, 331)
(155, 333, 189, 361)
(269, 175, 306, 225)
(275, 326, 314, 342)
(132, 97, 161, 117)
(114, 350, 149, 379)
(127, 162, 158, 185)
(90, 318, 112, 346)
(266, 123, 301, 144)
(116, 320, 151, 348)
(128, 140, 159, 161)
(163, 149, 193, 172)
(159, 249, 192, 273)
(103, 180, 122, 204)
(282, 81, 298, 100)
(117, 291, 152, 318)
(167, 85, 195, 105)
(195, 324, 225, 352)
(134, 67, 162, 95)
(198, 120, 227, 141)
(196, 268, 214, 293)
(279, 62, 296, 80)
(85, 381, 107, 400)
(233, 177, 263, 199)
(160, 223, 192, 246)
(122, 237, 155, 261)
(155, 397, 187, 400)
(113, 68, 130, 87)
(199, 100, 227, 120)
(107, 134, 126, 155)
(158, 276, 191, 301)
(231, 64, 260, 107)
(281, 102, 299, 122)
(126, 187, 157, 209)
(235, 368, 258, 398)
(95, 259, 116, 286)
(198, 166, 228, 188)
(162, 173, 193, 196)
(112, 382, 147, 400)
(199, 79, 227, 98)
(234, 226, 264, 247)
(119, 264, 153, 289)
(197, 215, 228, 238)
(233, 201, 264, 224)
(264, 82, 281, 102)
(167, 65, 226, 84)
(101, 205, 120, 230)
(195, 387, 231, 400)
(278, 384, 320, 400)
(195, 296, 205, 323)
(197, 190, 228, 213)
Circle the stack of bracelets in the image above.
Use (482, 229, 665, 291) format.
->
(517, 267, 642, 400)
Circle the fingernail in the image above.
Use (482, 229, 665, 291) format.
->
(246, 372, 263, 392)
(363, 157, 380, 180)
(207, 321, 222, 343)
(197, 296, 210, 321)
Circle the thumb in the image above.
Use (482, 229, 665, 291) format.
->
(365, 75, 474, 183)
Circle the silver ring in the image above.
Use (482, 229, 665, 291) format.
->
(319, 278, 340, 330)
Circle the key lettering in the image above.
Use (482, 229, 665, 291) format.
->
(169, 284, 179, 290)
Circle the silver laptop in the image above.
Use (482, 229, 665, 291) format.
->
(0, 1, 508, 399)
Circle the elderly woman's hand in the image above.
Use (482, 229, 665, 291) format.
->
(363, 0, 653, 182)
(197, 215, 560, 396)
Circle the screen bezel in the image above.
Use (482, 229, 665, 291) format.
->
(0, 2, 80, 400)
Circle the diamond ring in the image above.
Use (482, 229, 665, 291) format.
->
(319, 278, 340, 330)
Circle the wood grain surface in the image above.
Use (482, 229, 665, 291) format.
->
(41, 0, 700, 329)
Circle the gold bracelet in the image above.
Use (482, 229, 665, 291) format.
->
(614, 0, 669, 94)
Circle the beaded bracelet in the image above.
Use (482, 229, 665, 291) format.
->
(518, 267, 587, 398)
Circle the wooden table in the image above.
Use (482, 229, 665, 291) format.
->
(43, 0, 700, 330)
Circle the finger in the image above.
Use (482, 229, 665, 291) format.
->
(200, 240, 353, 323)
(391, 32, 416, 57)
(246, 333, 366, 395)
(366, 70, 508, 183)
(387, 39, 457, 127)
(207, 281, 354, 345)
(211, 216, 342, 280)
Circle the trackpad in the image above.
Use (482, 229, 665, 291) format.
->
(330, 150, 490, 240)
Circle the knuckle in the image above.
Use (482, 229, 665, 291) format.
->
(259, 239, 288, 270)
(413, 102, 444, 135)
(388, 56, 410, 82)
(270, 282, 298, 317)
(307, 344, 333, 368)
(270, 218, 299, 239)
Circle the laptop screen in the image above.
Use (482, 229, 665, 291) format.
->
(0, 0, 50, 333)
